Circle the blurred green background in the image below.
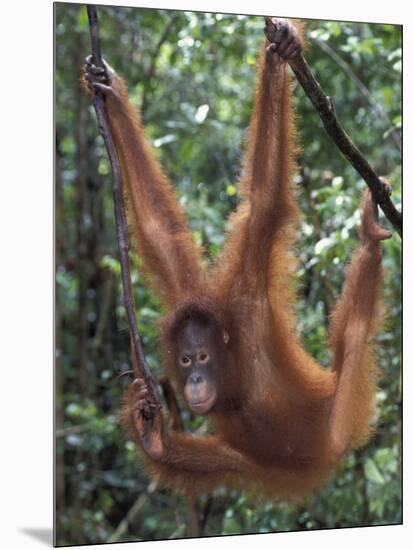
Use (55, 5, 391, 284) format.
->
(55, 2, 402, 546)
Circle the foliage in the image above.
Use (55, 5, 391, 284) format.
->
(55, 3, 401, 546)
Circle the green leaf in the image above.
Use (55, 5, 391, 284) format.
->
(364, 458, 385, 484)
(226, 184, 237, 196)
(100, 255, 121, 274)
(314, 237, 334, 255)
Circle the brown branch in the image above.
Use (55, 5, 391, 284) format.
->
(199, 495, 214, 535)
(264, 18, 402, 238)
(108, 480, 159, 543)
(86, 5, 161, 407)
(86, 9, 211, 537)
(56, 423, 93, 438)
(313, 38, 401, 150)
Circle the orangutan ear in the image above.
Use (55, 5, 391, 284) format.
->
(223, 330, 230, 344)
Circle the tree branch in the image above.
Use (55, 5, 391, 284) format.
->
(108, 480, 159, 543)
(264, 18, 402, 238)
(86, 5, 161, 407)
(313, 37, 401, 151)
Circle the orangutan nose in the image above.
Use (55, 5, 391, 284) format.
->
(189, 374, 203, 385)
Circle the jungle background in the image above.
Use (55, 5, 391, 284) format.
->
(55, 2, 402, 546)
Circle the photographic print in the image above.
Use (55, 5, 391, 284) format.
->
(54, 2, 402, 546)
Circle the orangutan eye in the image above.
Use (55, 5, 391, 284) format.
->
(180, 356, 191, 367)
(198, 352, 209, 363)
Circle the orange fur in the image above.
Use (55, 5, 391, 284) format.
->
(88, 20, 388, 500)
